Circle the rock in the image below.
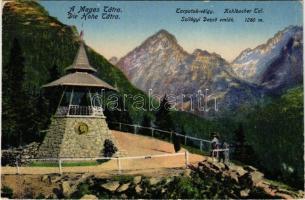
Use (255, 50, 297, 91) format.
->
(149, 177, 161, 186)
(228, 171, 239, 183)
(87, 178, 95, 186)
(165, 177, 172, 184)
(81, 174, 88, 179)
(61, 181, 72, 197)
(240, 189, 250, 197)
(183, 169, 192, 177)
(50, 175, 62, 183)
(101, 181, 120, 192)
(48, 193, 58, 199)
(230, 165, 247, 176)
(80, 194, 98, 199)
(244, 165, 258, 172)
(120, 194, 128, 199)
(198, 161, 219, 174)
(117, 183, 130, 192)
(41, 175, 49, 182)
(211, 162, 225, 171)
(238, 173, 253, 187)
(250, 171, 264, 185)
(239, 170, 264, 187)
(298, 190, 305, 198)
(133, 176, 142, 185)
(135, 185, 142, 194)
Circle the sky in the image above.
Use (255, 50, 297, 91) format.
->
(41, 1, 303, 62)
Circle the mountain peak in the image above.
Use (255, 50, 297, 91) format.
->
(148, 29, 178, 44)
(155, 29, 173, 36)
(192, 49, 210, 56)
(109, 56, 118, 65)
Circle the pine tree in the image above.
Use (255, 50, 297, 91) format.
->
(48, 64, 60, 82)
(233, 123, 256, 164)
(34, 94, 50, 142)
(46, 64, 61, 114)
(141, 114, 151, 128)
(154, 95, 173, 131)
(139, 114, 151, 136)
(2, 38, 27, 146)
(234, 123, 245, 146)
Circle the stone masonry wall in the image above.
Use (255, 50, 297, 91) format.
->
(37, 116, 119, 158)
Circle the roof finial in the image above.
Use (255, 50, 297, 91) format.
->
(80, 22, 84, 41)
(80, 30, 84, 41)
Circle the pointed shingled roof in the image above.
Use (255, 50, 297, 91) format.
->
(42, 72, 116, 90)
(42, 31, 117, 91)
(65, 41, 97, 73)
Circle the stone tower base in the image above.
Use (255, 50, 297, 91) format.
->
(37, 116, 119, 158)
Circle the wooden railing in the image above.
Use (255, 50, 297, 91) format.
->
(13, 152, 189, 175)
(107, 121, 230, 163)
(55, 106, 104, 117)
(108, 121, 213, 152)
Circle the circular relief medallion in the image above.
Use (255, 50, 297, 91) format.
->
(75, 122, 89, 135)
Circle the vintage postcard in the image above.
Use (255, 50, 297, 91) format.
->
(1, 0, 304, 199)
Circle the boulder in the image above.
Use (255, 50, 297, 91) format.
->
(228, 171, 239, 183)
(149, 177, 161, 186)
(198, 161, 219, 174)
(183, 169, 192, 177)
(165, 178, 172, 184)
(41, 175, 49, 183)
(48, 193, 58, 199)
(238, 173, 253, 188)
(135, 185, 142, 194)
(240, 189, 250, 197)
(50, 175, 62, 183)
(120, 194, 128, 199)
(229, 165, 247, 176)
(250, 171, 264, 185)
(244, 165, 258, 172)
(133, 176, 142, 185)
(101, 181, 120, 192)
(211, 161, 226, 171)
(117, 183, 130, 193)
(80, 194, 98, 200)
(61, 181, 72, 197)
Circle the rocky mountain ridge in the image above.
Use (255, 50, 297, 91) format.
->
(231, 26, 303, 92)
(116, 26, 303, 115)
(117, 30, 264, 115)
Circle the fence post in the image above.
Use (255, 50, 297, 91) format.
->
(170, 131, 173, 142)
(59, 159, 62, 175)
(117, 157, 121, 174)
(119, 123, 122, 131)
(226, 149, 230, 164)
(185, 151, 189, 168)
(151, 128, 154, 137)
(200, 141, 203, 152)
(184, 136, 187, 145)
(16, 161, 20, 174)
(134, 125, 137, 134)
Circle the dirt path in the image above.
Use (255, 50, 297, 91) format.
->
(1, 130, 205, 175)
